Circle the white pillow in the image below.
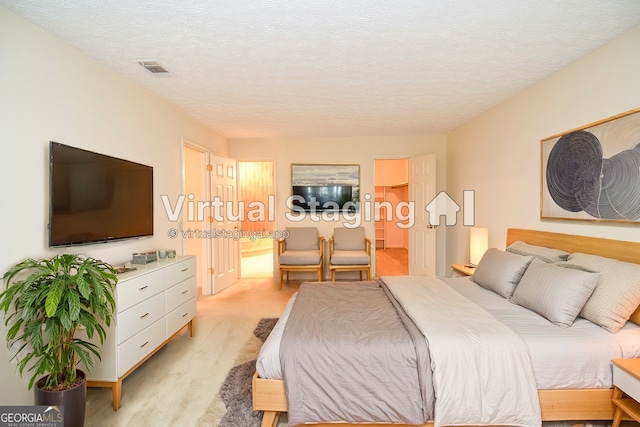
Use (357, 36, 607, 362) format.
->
(506, 241, 569, 263)
(558, 253, 640, 333)
(471, 248, 534, 299)
(511, 261, 600, 327)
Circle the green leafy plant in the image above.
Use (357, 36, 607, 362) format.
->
(0, 254, 117, 391)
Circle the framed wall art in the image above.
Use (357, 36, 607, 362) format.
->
(540, 108, 640, 223)
(290, 164, 360, 212)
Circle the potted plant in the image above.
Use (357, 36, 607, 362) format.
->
(0, 254, 117, 427)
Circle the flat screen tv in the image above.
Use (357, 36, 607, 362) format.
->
(49, 141, 153, 247)
(292, 185, 355, 212)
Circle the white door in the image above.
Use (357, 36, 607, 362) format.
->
(408, 154, 437, 276)
(182, 144, 210, 295)
(208, 154, 240, 293)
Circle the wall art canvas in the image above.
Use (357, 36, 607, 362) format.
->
(291, 164, 360, 212)
(541, 108, 640, 223)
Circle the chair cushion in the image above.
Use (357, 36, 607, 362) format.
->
(285, 227, 319, 251)
(333, 227, 365, 251)
(331, 250, 370, 265)
(279, 250, 321, 265)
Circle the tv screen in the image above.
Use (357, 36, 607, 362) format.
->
(49, 141, 153, 247)
(292, 185, 354, 212)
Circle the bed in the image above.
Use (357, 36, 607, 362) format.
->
(252, 228, 640, 427)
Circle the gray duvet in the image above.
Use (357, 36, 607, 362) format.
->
(279, 280, 433, 426)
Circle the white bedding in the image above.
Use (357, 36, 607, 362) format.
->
(256, 292, 297, 380)
(256, 276, 640, 389)
(384, 276, 541, 427)
(445, 276, 640, 389)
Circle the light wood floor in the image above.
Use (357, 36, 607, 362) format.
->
(375, 247, 408, 276)
(85, 277, 298, 426)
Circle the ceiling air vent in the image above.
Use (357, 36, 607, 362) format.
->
(137, 60, 170, 75)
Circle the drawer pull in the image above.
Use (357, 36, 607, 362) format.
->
(140, 313, 149, 319)
(139, 285, 149, 291)
(182, 312, 190, 318)
(181, 290, 189, 295)
(140, 341, 149, 348)
(181, 268, 189, 272)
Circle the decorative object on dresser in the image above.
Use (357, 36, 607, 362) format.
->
(132, 251, 158, 264)
(0, 254, 118, 427)
(81, 255, 197, 410)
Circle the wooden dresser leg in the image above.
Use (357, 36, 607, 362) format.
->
(188, 319, 195, 337)
(112, 379, 123, 411)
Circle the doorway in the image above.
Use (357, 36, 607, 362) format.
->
(183, 143, 209, 296)
(238, 161, 275, 278)
(374, 159, 409, 276)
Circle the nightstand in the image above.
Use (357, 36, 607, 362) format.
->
(612, 358, 640, 427)
(451, 264, 476, 277)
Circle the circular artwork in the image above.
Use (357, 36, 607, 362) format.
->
(541, 110, 640, 222)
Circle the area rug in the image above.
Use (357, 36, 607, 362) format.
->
(196, 318, 288, 427)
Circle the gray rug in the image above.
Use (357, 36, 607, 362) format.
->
(197, 318, 284, 427)
(219, 318, 278, 427)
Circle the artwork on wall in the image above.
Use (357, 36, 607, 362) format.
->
(540, 108, 640, 223)
(291, 164, 360, 212)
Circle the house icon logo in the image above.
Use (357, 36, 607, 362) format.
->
(425, 190, 476, 226)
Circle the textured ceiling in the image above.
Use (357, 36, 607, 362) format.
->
(3, 1, 640, 139)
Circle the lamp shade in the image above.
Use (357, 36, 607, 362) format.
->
(469, 227, 488, 266)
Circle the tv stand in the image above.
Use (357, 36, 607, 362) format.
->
(80, 256, 197, 410)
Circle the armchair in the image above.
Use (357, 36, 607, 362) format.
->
(328, 226, 372, 281)
(278, 227, 324, 288)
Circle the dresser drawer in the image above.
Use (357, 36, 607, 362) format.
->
(166, 297, 197, 337)
(116, 269, 165, 312)
(165, 258, 196, 287)
(118, 318, 165, 377)
(166, 276, 196, 313)
(117, 292, 165, 344)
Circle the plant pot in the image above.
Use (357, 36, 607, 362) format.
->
(34, 370, 86, 427)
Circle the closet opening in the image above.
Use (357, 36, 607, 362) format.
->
(374, 159, 409, 276)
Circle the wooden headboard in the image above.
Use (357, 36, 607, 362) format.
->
(506, 228, 640, 264)
(506, 228, 640, 325)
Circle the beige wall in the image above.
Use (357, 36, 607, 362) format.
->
(0, 7, 228, 404)
(446, 25, 640, 270)
(228, 135, 448, 277)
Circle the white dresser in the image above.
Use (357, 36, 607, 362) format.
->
(83, 256, 197, 410)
